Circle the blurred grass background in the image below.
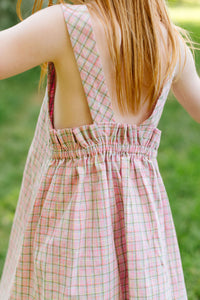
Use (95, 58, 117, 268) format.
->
(0, 0, 200, 298)
(159, 2, 200, 298)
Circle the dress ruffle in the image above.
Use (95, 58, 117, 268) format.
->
(49, 123, 161, 160)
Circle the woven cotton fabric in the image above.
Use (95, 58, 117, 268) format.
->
(0, 3, 188, 299)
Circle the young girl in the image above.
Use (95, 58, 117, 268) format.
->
(0, 0, 199, 298)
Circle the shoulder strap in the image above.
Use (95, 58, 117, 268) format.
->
(48, 3, 115, 130)
(141, 68, 176, 128)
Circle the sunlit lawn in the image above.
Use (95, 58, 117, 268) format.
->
(160, 3, 200, 299)
(0, 2, 200, 299)
(0, 67, 44, 275)
(169, 4, 200, 25)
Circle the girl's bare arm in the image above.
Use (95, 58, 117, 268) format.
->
(0, 4, 67, 80)
(171, 37, 200, 123)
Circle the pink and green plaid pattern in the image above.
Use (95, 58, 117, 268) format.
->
(0, 3, 188, 299)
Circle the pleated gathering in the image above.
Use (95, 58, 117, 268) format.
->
(49, 123, 161, 160)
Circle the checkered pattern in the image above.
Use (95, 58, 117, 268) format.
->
(0, 3, 188, 299)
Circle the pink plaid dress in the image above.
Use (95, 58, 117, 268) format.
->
(0, 3, 188, 299)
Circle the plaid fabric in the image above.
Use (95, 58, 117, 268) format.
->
(0, 3, 188, 299)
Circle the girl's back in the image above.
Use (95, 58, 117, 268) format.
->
(0, 1, 199, 299)
(52, 2, 172, 129)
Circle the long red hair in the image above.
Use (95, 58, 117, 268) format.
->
(16, 0, 197, 115)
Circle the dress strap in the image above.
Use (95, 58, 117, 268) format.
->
(58, 3, 115, 125)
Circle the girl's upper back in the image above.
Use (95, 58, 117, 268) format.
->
(52, 3, 176, 130)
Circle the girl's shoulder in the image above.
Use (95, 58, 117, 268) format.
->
(0, 4, 68, 79)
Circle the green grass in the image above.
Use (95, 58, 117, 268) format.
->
(0, 67, 45, 274)
(158, 5, 200, 299)
(168, 5, 200, 24)
(0, 3, 200, 299)
(158, 94, 200, 299)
